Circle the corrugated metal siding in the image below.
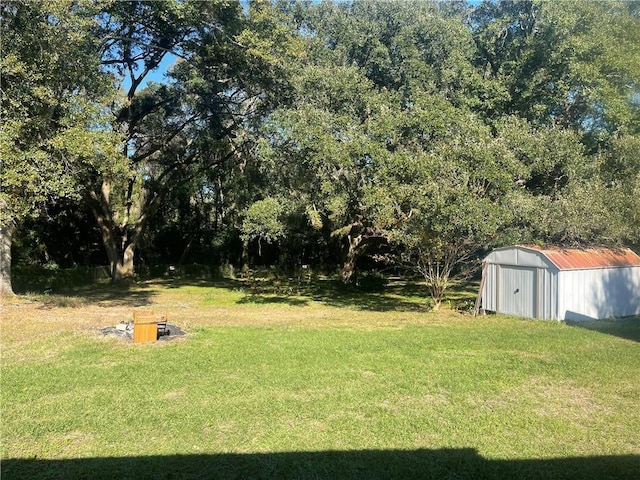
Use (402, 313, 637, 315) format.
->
(482, 246, 640, 320)
(498, 266, 536, 318)
(558, 267, 640, 320)
(551, 270, 559, 320)
(536, 267, 556, 320)
(482, 263, 498, 312)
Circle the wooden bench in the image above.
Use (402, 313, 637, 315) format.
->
(133, 310, 168, 344)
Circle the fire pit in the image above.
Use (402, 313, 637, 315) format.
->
(100, 321, 186, 342)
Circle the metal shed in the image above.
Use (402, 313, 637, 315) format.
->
(480, 246, 640, 321)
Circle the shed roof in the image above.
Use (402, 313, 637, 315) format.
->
(520, 246, 640, 270)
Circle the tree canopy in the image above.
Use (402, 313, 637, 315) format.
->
(3, 0, 639, 304)
(1, 0, 124, 293)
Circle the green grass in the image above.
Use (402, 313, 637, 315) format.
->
(1, 278, 639, 479)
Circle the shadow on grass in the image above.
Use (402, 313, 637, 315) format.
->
(149, 275, 481, 313)
(148, 276, 431, 312)
(303, 278, 429, 313)
(32, 275, 476, 314)
(3, 449, 639, 480)
(25, 282, 157, 309)
(237, 295, 310, 307)
(566, 317, 640, 343)
(305, 278, 478, 313)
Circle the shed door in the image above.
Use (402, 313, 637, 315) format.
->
(498, 266, 537, 318)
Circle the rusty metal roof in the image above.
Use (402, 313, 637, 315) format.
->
(522, 246, 640, 270)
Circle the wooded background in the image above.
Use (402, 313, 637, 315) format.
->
(2, 0, 639, 303)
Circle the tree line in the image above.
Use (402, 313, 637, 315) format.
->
(2, 0, 639, 305)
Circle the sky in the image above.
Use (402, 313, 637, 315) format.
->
(119, 53, 177, 93)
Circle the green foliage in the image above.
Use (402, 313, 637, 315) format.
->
(379, 102, 519, 306)
(83, 0, 305, 281)
(356, 270, 388, 292)
(600, 135, 640, 247)
(306, 0, 482, 104)
(256, 63, 399, 278)
(0, 0, 124, 225)
(11, 265, 110, 292)
(241, 197, 287, 248)
(4, 0, 640, 289)
(472, 0, 640, 136)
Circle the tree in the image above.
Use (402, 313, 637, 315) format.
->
(257, 64, 403, 282)
(471, 0, 640, 138)
(141, 158, 241, 270)
(5, 0, 638, 296)
(240, 197, 287, 268)
(90, 0, 300, 282)
(378, 97, 522, 308)
(594, 134, 640, 248)
(88, 0, 219, 282)
(495, 116, 624, 247)
(306, 0, 493, 107)
(0, 0, 123, 294)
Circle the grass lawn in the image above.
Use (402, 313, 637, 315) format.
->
(1, 277, 639, 479)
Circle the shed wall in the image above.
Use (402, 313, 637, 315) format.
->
(481, 263, 557, 319)
(538, 267, 557, 320)
(482, 263, 498, 312)
(482, 247, 640, 320)
(557, 267, 640, 320)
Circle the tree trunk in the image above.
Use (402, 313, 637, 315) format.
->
(86, 180, 143, 284)
(97, 230, 132, 283)
(340, 234, 363, 284)
(430, 292, 443, 311)
(121, 242, 136, 277)
(0, 220, 16, 295)
(241, 239, 249, 274)
(105, 241, 137, 283)
(428, 275, 447, 311)
(178, 238, 193, 267)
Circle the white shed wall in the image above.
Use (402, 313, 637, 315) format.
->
(482, 263, 498, 312)
(538, 267, 557, 320)
(557, 267, 640, 321)
(484, 248, 554, 269)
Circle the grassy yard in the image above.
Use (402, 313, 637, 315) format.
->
(1, 277, 639, 479)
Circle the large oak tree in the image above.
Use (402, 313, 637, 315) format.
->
(0, 0, 123, 294)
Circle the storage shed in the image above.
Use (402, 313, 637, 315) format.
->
(480, 246, 640, 321)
